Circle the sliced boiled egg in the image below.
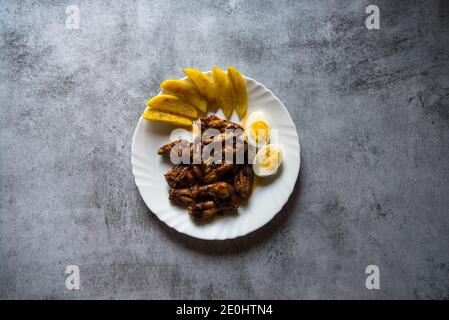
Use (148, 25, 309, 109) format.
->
(244, 111, 270, 147)
(253, 144, 282, 177)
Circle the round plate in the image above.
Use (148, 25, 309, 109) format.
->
(131, 72, 300, 240)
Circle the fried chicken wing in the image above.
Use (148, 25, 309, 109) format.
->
(157, 139, 194, 159)
(164, 165, 196, 188)
(169, 182, 233, 205)
(158, 139, 187, 155)
(187, 200, 236, 220)
(201, 115, 243, 132)
(202, 163, 234, 183)
(202, 130, 243, 145)
(233, 164, 254, 200)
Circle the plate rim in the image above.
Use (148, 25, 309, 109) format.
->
(131, 73, 301, 240)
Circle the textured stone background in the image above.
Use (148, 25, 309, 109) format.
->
(1, 0, 448, 299)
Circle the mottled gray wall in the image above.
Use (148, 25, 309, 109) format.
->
(0, 0, 448, 299)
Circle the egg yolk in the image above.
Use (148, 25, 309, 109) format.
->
(259, 148, 281, 169)
(250, 121, 269, 143)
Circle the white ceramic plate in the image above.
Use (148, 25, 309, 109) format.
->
(131, 72, 300, 240)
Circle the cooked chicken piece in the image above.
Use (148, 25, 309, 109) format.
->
(203, 130, 243, 145)
(169, 182, 233, 204)
(211, 145, 249, 166)
(201, 142, 222, 166)
(159, 138, 208, 166)
(229, 141, 250, 164)
(214, 163, 235, 176)
(202, 182, 234, 199)
(202, 141, 248, 166)
(187, 200, 236, 220)
(158, 139, 191, 155)
(191, 165, 203, 180)
(164, 165, 196, 188)
(201, 115, 243, 132)
(202, 163, 234, 183)
(233, 164, 254, 200)
(187, 201, 217, 220)
(191, 136, 203, 164)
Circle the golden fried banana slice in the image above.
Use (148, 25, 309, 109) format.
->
(160, 80, 207, 113)
(143, 108, 193, 127)
(227, 67, 248, 119)
(147, 94, 198, 119)
(183, 68, 217, 103)
(212, 67, 234, 118)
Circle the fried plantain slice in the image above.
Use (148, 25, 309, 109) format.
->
(227, 67, 248, 119)
(143, 108, 193, 127)
(147, 94, 198, 119)
(160, 79, 207, 113)
(183, 68, 217, 103)
(212, 67, 234, 118)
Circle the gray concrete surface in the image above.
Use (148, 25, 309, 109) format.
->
(1, 0, 448, 299)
